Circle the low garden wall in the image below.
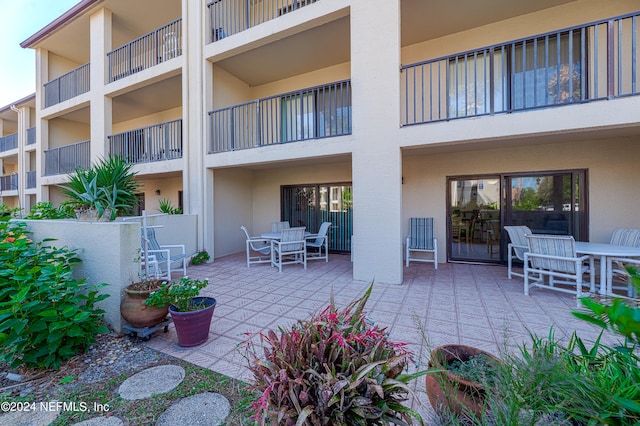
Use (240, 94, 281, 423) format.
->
(23, 213, 198, 334)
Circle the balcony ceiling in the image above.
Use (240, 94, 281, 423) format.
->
(216, 16, 350, 87)
(112, 75, 182, 123)
(401, 0, 578, 46)
(24, 0, 179, 65)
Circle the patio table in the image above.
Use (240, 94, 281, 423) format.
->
(575, 242, 640, 295)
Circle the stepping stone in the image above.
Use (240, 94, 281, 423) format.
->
(156, 392, 230, 426)
(117, 365, 185, 400)
(0, 408, 58, 426)
(72, 417, 124, 426)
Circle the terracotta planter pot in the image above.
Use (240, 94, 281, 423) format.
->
(425, 344, 500, 419)
(169, 297, 217, 347)
(120, 281, 169, 328)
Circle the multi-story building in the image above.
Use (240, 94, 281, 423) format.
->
(9, 0, 640, 284)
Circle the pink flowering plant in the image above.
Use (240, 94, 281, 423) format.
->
(242, 284, 428, 425)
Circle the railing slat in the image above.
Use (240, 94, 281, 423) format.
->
(108, 119, 183, 164)
(43, 140, 90, 176)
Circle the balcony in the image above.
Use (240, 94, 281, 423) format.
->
(0, 133, 18, 152)
(108, 119, 182, 164)
(207, 0, 317, 43)
(208, 80, 351, 153)
(26, 127, 36, 145)
(44, 140, 90, 176)
(0, 174, 18, 191)
(44, 63, 90, 108)
(401, 11, 640, 126)
(26, 171, 36, 189)
(108, 19, 182, 82)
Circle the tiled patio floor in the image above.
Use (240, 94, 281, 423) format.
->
(144, 253, 614, 423)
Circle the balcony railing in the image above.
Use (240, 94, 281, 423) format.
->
(207, 0, 317, 43)
(401, 11, 640, 126)
(108, 119, 182, 164)
(26, 127, 36, 145)
(44, 140, 90, 176)
(108, 19, 182, 82)
(44, 63, 90, 108)
(26, 171, 36, 189)
(0, 133, 18, 152)
(208, 80, 351, 153)
(0, 174, 18, 191)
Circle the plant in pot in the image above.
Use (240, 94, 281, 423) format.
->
(425, 344, 501, 420)
(120, 277, 170, 330)
(190, 249, 210, 265)
(145, 276, 215, 347)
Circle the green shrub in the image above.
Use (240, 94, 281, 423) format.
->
(158, 198, 182, 215)
(243, 284, 427, 425)
(190, 250, 210, 265)
(24, 201, 75, 219)
(0, 214, 109, 370)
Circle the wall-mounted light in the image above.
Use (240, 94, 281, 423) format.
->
(155, 189, 161, 195)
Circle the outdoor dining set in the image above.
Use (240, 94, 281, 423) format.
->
(241, 221, 331, 272)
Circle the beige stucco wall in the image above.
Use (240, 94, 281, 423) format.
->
(213, 168, 254, 257)
(402, 137, 640, 262)
(111, 106, 183, 132)
(137, 175, 183, 213)
(48, 117, 90, 149)
(23, 219, 141, 334)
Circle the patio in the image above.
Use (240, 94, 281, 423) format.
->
(143, 253, 615, 422)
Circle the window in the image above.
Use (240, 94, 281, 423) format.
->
(448, 31, 584, 117)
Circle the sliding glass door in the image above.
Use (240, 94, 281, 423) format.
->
(447, 170, 587, 263)
(281, 183, 352, 252)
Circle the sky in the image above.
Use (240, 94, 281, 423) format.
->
(0, 0, 79, 107)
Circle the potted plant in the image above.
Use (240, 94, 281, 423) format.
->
(425, 344, 501, 419)
(190, 249, 210, 265)
(59, 155, 140, 221)
(120, 278, 170, 329)
(145, 276, 216, 347)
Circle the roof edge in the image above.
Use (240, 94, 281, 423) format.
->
(0, 93, 36, 114)
(20, 0, 102, 48)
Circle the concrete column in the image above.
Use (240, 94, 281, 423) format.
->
(89, 8, 112, 160)
(350, 0, 403, 284)
(35, 48, 49, 202)
(183, 0, 206, 250)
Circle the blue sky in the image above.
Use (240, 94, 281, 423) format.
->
(0, 0, 79, 107)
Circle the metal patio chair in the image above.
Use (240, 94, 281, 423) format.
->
(406, 217, 437, 269)
(271, 227, 307, 272)
(241, 225, 273, 267)
(306, 221, 331, 262)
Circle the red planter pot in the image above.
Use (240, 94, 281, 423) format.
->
(169, 297, 217, 347)
(425, 344, 500, 419)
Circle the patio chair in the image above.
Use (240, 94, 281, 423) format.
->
(271, 221, 290, 232)
(524, 234, 594, 306)
(607, 257, 640, 299)
(306, 221, 331, 262)
(141, 227, 188, 279)
(504, 225, 532, 279)
(271, 227, 307, 272)
(241, 226, 273, 267)
(609, 228, 640, 295)
(406, 217, 437, 269)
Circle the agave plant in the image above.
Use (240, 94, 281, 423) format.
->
(242, 284, 428, 425)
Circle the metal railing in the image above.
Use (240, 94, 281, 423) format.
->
(26, 127, 36, 145)
(108, 19, 182, 82)
(44, 140, 90, 176)
(208, 80, 351, 153)
(401, 11, 640, 126)
(0, 174, 18, 191)
(0, 133, 18, 152)
(108, 119, 182, 164)
(44, 63, 90, 108)
(26, 171, 36, 189)
(207, 0, 317, 42)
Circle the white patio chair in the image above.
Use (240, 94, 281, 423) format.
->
(141, 227, 188, 279)
(608, 228, 640, 295)
(271, 221, 290, 232)
(406, 217, 437, 269)
(241, 226, 272, 267)
(524, 234, 595, 306)
(504, 225, 532, 279)
(271, 227, 307, 272)
(606, 257, 640, 299)
(306, 221, 331, 262)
